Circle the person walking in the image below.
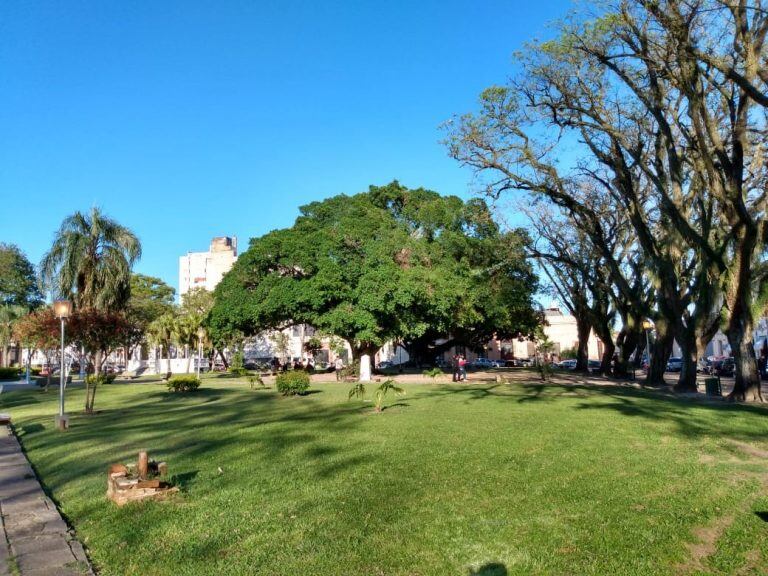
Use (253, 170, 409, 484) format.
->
(459, 355, 468, 381)
(335, 356, 344, 381)
(451, 354, 459, 382)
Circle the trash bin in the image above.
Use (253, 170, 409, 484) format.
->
(704, 377, 722, 397)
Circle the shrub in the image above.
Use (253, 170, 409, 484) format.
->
(247, 373, 264, 389)
(276, 370, 310, 396)
(422, 367, 443, 378)
(0, 367, 20, 380)
(166, 375, 201, 392)
(229, 366, 249, 377)
(85, 373, 116, 385)
(30, 367, 42, 375)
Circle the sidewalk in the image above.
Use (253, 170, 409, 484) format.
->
(0, 425, 93, 576)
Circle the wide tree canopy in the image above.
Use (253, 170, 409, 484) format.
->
(208, 182, 539, 378)
(0, 243, 43, 309)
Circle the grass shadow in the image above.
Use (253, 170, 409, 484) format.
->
(170, 470, 199, 492)
(756, 511, 768, 523)
(469, 563, 507, 576)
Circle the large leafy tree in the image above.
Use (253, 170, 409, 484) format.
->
(0, 243, 43, 309)
(208, 182, 539, 381)
(0, 305, 27, 368)
(127, 274, 175, 328)
(40, 207, 141, 312)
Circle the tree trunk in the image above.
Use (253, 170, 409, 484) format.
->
(574, 316, 591, 372)
(87, 381, 98, 414)
(166, 345, 172, 374)
(94, 350, 103, 377)
(673, 330, 698, 393)
(728, 323, 763, 402)
(646, 321, 673, 387)
(599, 340, 615, 375)
(217, 348, 228, 370)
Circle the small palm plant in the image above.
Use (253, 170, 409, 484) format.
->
(374, 380, 405, 413)
(348, 381, 365, 400)
(247, 374, 264, 390)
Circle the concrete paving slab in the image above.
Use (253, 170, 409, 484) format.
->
(0, 425, 93, 575)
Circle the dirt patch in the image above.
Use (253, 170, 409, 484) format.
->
(728, 440, 768, 460)
(676, 515, 735, 575)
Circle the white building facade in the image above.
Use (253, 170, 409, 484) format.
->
(179, 236, 238, 296)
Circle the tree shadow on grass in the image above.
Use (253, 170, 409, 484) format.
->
(469, 562, 507, 576)
(411, 380, 768, 443)
(756, 511, 768, 522)
(170, 470, 199, 492)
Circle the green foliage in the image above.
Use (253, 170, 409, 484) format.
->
(247, 373, 265, 389)
(181, 287, 215, 317)
(0, 367, 20, 380)
(208, 182, 539, 359)
(230, 351, 245, 371)
(0, 243, 43, 308)
(339, 360, 360, 380)
(0, 304, 27, 353)
(560, 347, 578, 360)
(422, 367, 443, 378)
(275, 370, 310, 396)
(127, 274, 175, 328)
(85, 373, 116, 386)
(229, 367, 250, 377)
(166, 375, 201, 392)
(348, 381, 365, 400)
(373, 379, 405, 412)
(304, 336, 323, 355)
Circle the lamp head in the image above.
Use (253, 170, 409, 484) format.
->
(53, 300, 72, 319)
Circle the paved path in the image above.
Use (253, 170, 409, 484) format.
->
(0, 425, 92, 576)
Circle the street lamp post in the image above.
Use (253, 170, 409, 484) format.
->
(53, 300, 72, 430)
(642, 319, 654, 371)
(196, 327, 205, 380)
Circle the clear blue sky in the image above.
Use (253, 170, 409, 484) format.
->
(1, 0, 574, 293)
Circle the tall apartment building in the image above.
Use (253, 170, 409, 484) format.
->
(179, 236, 238, 296)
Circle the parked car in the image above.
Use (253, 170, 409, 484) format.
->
(556, 359, 578, 370)
(470, 358, 500, 370)
(504, 358, 523, 367)
(588, 359, 601, 370)
(666, 357, 683, 372)
(713, 357, 735, 377)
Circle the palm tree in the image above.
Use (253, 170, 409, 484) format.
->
(148, 313, 176, 375)
(0, 305, 26, 367)
(173, 314, 201, 373)
(40, 207, 141, 311)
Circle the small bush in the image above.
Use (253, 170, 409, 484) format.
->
(85, 373, 116, 386)
(229, 366, 249, 377)
(276, 370, 310, 396)
(30, 367, 42, 375)
(166, 375, 201, 392)
(422, 367, 443, 378)
(247, 373, 264, 389)
(0, 367, 20, 380)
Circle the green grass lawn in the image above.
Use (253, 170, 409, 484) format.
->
(3, 376, 768, 575)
